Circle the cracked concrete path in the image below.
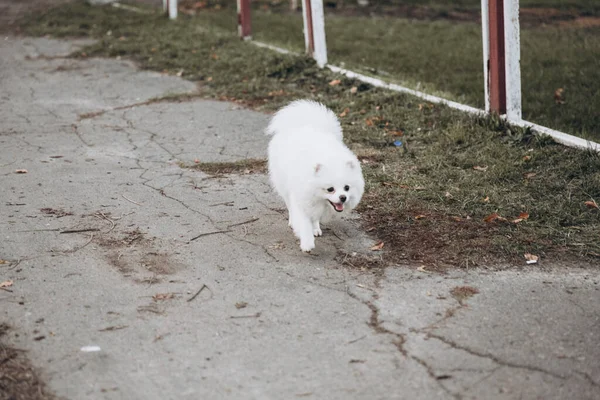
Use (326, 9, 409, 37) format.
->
(1, 37, 599, 400)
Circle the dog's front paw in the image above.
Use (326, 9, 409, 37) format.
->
(300, 238, 315, 253)
(313, 227, 322, 237)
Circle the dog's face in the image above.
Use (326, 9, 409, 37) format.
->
(314, 160, 364, 213)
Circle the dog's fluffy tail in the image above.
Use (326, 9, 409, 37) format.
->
(266, 100, 343, 141)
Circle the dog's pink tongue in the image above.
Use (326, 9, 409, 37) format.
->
(334, 203, 344, 211)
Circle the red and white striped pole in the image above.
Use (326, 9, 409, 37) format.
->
(481, 0, 521, 120)
(237, 0, 252, 40)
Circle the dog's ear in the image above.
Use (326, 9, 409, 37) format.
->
(347, 161, 356, 169)
(314, 164, 322, 174)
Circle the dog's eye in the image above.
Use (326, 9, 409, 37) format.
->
(327, 187, 335, 193)
(344, 185, 350, 191)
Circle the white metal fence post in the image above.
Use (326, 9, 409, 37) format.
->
(310, 0, 328, 67)
(301, 0, 328, 67)
(168, 0, 177, 20)
(480, 0, 490, 113)
(503, 0, 522, 121)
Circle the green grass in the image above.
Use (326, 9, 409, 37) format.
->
(19, 1, 600, 267)
(197, 9, 600, 142)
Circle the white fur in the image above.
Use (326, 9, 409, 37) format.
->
(267, 100, 365, 252)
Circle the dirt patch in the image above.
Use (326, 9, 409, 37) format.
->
(182, 159, 267, 176)
(450, 286, 479, 304)
(95, 228, 181, 280)
(335, 250, 385, 271)
(0, 324, 57, 400)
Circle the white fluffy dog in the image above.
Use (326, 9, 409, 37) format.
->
(267, 100, 365, 252)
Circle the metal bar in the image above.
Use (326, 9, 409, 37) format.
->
(480, 0, 490, 112)
(237, 0, 252, 40)
(168, 0, 177, 20)
(302, 0, 315, 56)
(503, 0, 522, 121)
(310, 0, 328, 67)
(488, 0, 506, 114)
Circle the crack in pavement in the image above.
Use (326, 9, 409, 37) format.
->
(427, 333, 566, 380)
(78, 92, 201, 121)
(70, 123, 92, 147)
(411, 354, 462, 400)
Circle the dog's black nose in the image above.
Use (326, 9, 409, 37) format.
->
(339, 195, 347, 203)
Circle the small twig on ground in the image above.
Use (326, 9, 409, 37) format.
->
(16, 228, 61, 232)
(209, 201, 234, 207)
(190, 230, 231, 241)
(93, 211, 116, 232)
(0, 287, 13, 293)
(230, 312, 262, 319)
(98, 325, 128, 332)
(59, 233, 94, 254)
(347, 335, 367, 344)
(227, 217, 259, 228)
(122, 194, 143, 206)
(328, 229, 343, 241)
(187, 284, 210, 302)
(60, 228, 100, 234)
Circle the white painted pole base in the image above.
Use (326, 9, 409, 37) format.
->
(503, 0, 522, 121)
(168, 0, 177, 20)
(310, 0, 328, 68)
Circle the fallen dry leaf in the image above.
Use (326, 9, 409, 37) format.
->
(15, 169, 28, 174)
(512, 212, 530, 224)
(370, 241, 384, 251)
(414, 215, 426, 220)
(524, 172, 537, 179)
(328, 79, 341, 86)
(365, 118, 374, 127)
(554, 88, 565, 104)
(389, 130, 404, 137)
(524, 253, 539, 264)
(339, 108, 350, 117)
(0, 260, 8, 265)
(416, 265, 429, 273)
(350, 86, 357, 94)
(235, 302, 248, 309)
(0, 280, 13, 288)
(473, 165, 488, 172)
(523, 155, 532, 161)
(482, 196, 490, 203)
(484, 213, 507, 223)
(210, 53, 219, 60)
(584, 200, 599, 209)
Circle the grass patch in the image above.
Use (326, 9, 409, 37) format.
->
(19, 1, 600, 268)
(181, 159, 267, 175)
